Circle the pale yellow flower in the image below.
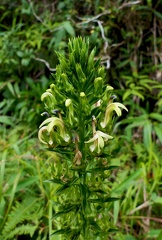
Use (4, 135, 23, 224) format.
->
(38, 117, 70, 145)
(100, 102, 128, 128)
(38, 126, 50, 145)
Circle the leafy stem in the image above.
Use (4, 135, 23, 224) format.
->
(38, 37, 128, 239)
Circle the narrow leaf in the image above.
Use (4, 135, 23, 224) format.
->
(0, 116, 13, 126)
(154, 124, 162, 143)
(51, 229, 71, 236)
(112, 169, 143, 193)
(150, 113, 162, 122)
(143, 121, 152, 150)
(63, 21, 75, 36)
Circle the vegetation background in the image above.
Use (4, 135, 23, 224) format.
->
(0, 0, 162, 239)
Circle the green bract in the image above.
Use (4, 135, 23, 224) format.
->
(38, 37, 127, 239)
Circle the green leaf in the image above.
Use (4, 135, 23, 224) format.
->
(153, 197, 162, 204)
(89, 197, 119, 203)
(53, 207, 75, 219)
(7, 82, 15, 96)
(120, 114, 148, 125)
(54, 28, 65, 48)
(123, 90, 132, 101)
(44, 178, 64, 185)
(45, 177, 78, 186)
(0, 116, 13, 126)
(80, 184, 88, 213)
(153, 10, 162, 20)
(1, 196, 40, 236)
(131, 90, 144, 100)
(51, 228, 71, 236)
(157, 230, 162, 240)
(154, 124, 162, 143)
(114, 200, 119, 224)
(4, 224, 37, 239)
(55, 185, 70, 195)
(107, 228, 119, 233)
(117, 59, 130, 68)
(124, 235, 137, 240)
(63, 21, 75, 36)
(150, 113, 162, 122)
(146, 229, 162, 238)
(13, 176, 39, 193)
(112, 169, 143, 193)
(126, 121, 145, 130)
(21, 58, 30, 66)
(89, 220, 101, 231)
(143, 121, 152, 150)
(87, 165, 119, 173)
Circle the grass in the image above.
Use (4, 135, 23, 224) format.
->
(0, 125, 60, 240)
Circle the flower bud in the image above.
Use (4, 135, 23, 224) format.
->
(41, 91, 55, 110)
(65, 99, 76, 125)
(94, 77, 103, 95)
(102, 85, 114, 106)
(76, 64, 86, 83)
(80, 92, 91, 115)
(61, 74, 74, 92)
(50, 83, 65, 103)
(97, 66, 106, 79)
(65, 98, 72, 107)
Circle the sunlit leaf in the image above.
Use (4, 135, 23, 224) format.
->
(63, 21, 75, 36)
(143, 120, 152, 150)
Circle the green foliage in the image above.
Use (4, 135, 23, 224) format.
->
(0, 126, 57, 240)
(1, 0, 162, 239)
(1, 197, 40, 239)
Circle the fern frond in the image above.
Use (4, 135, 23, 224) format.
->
(4, 224, 37, 240)
(2, 196, 42, 237)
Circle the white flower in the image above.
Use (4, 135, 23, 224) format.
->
(85, 130, 113, 154)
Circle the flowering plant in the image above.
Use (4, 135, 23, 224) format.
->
(38, 37, 128, 239)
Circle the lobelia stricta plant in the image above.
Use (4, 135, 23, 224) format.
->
(38, 37, 128, 240)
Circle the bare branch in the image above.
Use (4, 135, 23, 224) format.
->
(125, 215, 162, 224)
(128, 201, 151, 215)
(34, 57, 56, 72)
(119, 0, 141, 10)
(76, 11, 110, 25)
(27, 0, 49, 28)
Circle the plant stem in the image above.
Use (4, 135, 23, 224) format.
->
(78, 104, 87, 238)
